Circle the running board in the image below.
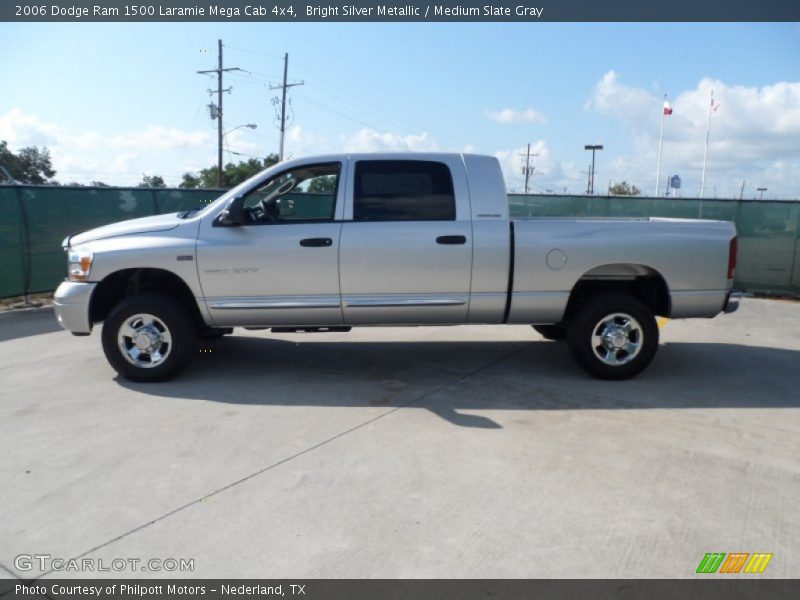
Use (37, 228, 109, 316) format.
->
(269, 326, 352, 333)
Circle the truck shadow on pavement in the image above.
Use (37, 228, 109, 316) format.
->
(116, 335, 800, 429)
(0, 307, 60, 342)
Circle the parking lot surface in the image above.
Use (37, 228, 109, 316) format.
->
(1, 298, 798, 579)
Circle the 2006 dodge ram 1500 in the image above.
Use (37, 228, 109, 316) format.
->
(54, 153, 739, 382)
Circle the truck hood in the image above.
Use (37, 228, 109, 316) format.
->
(69, 213, 182, 246)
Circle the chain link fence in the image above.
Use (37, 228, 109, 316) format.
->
(1, 185, 798, 298)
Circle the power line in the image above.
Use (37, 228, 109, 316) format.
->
(224, 44, 284, 61)
(175, 91, 214, 171)
(223, 44, 465, 150)
(227, 150, 271, 160)
(302, 82, 450, 144)
(295, 91, 395, 132)
(225, 74, 270, 87)
(240, 68, 282, 79)
(291, 61, 437, 137)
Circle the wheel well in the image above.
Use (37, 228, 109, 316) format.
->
(564, 266, 671, 322)
(90, 268, 204, 329)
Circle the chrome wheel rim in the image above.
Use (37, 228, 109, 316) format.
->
(591, 312, 643, 366)
(117, 313, 173, 368)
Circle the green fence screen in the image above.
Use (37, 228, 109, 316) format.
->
(0, 186, 798, 298)
(0, 186, 222, 298)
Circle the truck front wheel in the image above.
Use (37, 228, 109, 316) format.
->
(101, 293, 197, 382)
(566, 294, 658, 380)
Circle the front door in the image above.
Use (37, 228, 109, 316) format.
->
(197, 161, 345, 327)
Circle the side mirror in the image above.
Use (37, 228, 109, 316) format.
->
(218, 196, 245, 226)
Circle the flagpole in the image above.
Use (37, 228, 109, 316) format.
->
(654, 94, 667, 197)
(700, 89, 713, 199)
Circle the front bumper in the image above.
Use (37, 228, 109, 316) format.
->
(53, 281, 96, 335)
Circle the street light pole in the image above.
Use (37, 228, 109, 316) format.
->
(584, 145, 603, 195)
(757, 187, 767, 200)
(223, 123, 257, 137)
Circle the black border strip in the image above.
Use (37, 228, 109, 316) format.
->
(3, 1, 800, 22)
(2, 579, 799, 600)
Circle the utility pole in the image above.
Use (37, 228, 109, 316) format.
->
(197, 39, 242, 187)
(270, 53, 304, 161)
(739, 180, 746, 200)
(519, 144, 539, 195)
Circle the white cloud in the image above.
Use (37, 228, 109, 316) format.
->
(108, 126, 209, 151)
(585, 72, 800, 197)
(340, 128, 441, 153)
(0, 108, 214, 185)
(0, 109, 61, 148)
(485, 108, 547, 124)
(584, 71, 655, 125)
(494, 140, 572, 193)
(284, 125, 330, 159)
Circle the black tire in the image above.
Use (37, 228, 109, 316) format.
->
(101, 292, 197, 382)
(198, 327, 233, 340)
(566, 293, 659, 380)
(532, 324, 567, 341)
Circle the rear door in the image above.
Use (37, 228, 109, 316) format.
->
(339, 157, 473, 324)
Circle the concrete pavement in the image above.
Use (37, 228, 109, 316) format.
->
(0, 298, 798, 579)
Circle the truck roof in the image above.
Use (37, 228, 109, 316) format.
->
(279, 152, 495, 167)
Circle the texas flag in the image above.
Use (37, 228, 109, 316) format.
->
(663, 100, 673, 116)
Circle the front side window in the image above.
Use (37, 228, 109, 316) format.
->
(243, 162, 340, 224)
(354, 160, 456, 222)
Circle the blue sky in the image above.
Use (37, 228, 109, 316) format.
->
(1, 22, 799, 197)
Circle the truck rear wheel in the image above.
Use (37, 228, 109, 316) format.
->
(101, 293, 196, 382)
(566, 293, 658, 380)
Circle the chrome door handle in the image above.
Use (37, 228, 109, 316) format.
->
(299, 237, 333, 247)
(436, 235, 467, 245)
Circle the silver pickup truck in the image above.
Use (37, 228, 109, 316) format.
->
(54, 153, 738, 382)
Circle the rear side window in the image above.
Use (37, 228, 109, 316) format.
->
(354, 160, 456, 222)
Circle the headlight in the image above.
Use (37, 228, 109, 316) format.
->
(67, 249, 93, 281)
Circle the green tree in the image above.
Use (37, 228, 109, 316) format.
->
(180, 172, 201, 189)
(0, 140, 56, 184)
(138, 174, 166, 188)
(308, 175, 337, 194)
(179, 154, 280, 189)
(609, 181, 641, 196)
